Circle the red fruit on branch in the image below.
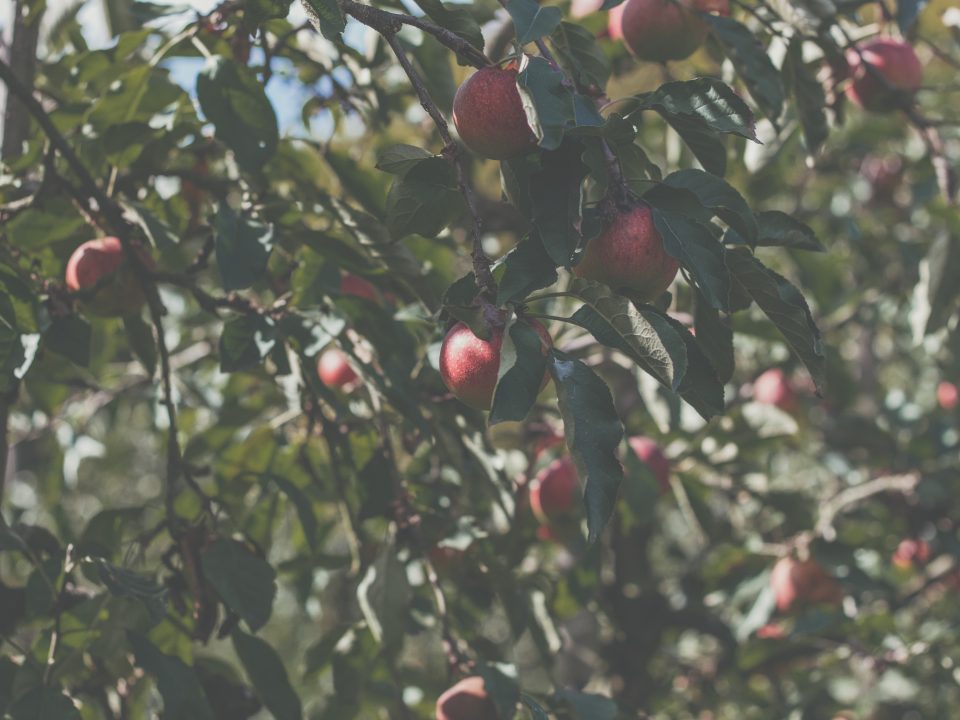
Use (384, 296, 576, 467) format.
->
(752, 368, 796, 410)
(574, 204, 679, 301)
(627, 436, 670, 492)
(439, 319, 552, 410)
(770, 557, 842, 612)
(317, 348, 358, 389)
(340, 273, 380, 303)
(452, 66, 537, 160)
(937, 381, 958, 410)
(845, 38, 923, 113)
(65, 237, 149, 318)
(892, 538, 931, 570)
(618, 0, 729, 62)
(530, 456, 580, 524)
(435, 676, 497, 720)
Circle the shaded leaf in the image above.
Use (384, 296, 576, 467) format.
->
(233, 630, 303, 720)
(215, 205, 275, 291)
(629, 77, 757, 140)
(300, 0, 346, 41)
(517, 56, 576, 151)
(357, 539, 411, 653)
(505, 0, 562, 45)
(44, 316, 90, 367)
(490, 319, 548, 425)
(497, 233, 558, 305)
(129, 633, 215, 720)
(551, 22, 611, 90)
(201, 539, 277, 632)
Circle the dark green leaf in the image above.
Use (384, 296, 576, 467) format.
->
(551, 22, 611, 90)
(783, 37, 828, 154)
(529, 142, 588, 266)
(356, 538, 411, 653)
(490, 319, 548, 425)
(664, 113, 727, 176)
(412, 0, 485, 60)
(497, 233, 558, 305)
(704, 16, 785, 120)
(548, 349, 624, 542)
(517, 56, 577, 151)
(44, 316, 90, 367)
(505, 0, 562, 45)
(375, 145, 433, 176)
(128, 633, 215, 720)
(215, 205, 276, 291)
(694, 287, 734, 384)
(127, 203, 180, 250)
(727, 210, 824, 251)
(726, 248, 825, 393)
(90, 558, 167, 622)
(629, 78, 757, 141)
(921, 233, 960, 335)
(897, 0, 927, 32)
(300, 0, 346, 41)
(555, 688, 619, 720)
(476, 666, 520, 720)
(201, 539, 277, 632)
(219, 315, 277, 372)
(196, 57, 279, 172)
(124, 314, 157, 376)
(385, 159, 464, 239)
(8, 687, 80, 720)
(663, 169, 757, 241)
(233, 630, 303, 720)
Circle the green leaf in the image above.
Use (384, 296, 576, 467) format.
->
(265, 474, 318, 549)
(412, 0, 485, 61)
(215, 204, 275, 291)
(124, 314, 157, 376)
(551, 22, 611, 90)
(548, 349, 624, 542)
(497, 233, 558, 305)
(375, 145, 433, 176)
(476, 666, 520, 720)
(0, 325, 26, 393)
(657, 310, 725, 418)
(727, 210, 824, 251)
(504, 0, 562, 45)
(782, 37, 828, 154)
(521, 694, 550, 720)
(219, 315, 277, 372)
(704, 16, 785, 121)
(629, 78, 757, 141)
(196, 57, 279, 173)
(44, 316, 91, 367)
(662, 169, 757, 241)
(529, 142, 588, 266)
(356, 538, 411, 653)
(6, 200, 86, 248)
(300, 0, 346, 41)
(490, 319, 548, 425)
(919, 233, 960, 336)
(555, 688, 620, 720)
(233, 630, 303, 720)
(128, 633, 215, 720)
(127, 203, 180, 250)
(726, 248, 825, 393)
(517, 56, 577, 152)
(663, 113, 727, 176)
(694, 287, 734, 384)
(897, 0, 927, 32)
(385, 159, 464, 239)
(90, 558, 168, 622)
(7, 687, 80, 720)
(201, 539, 277, 632)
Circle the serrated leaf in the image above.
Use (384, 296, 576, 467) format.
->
(375, 145, 433, 176)
(505, 0, 562, 44)
(196, 57, 278, 172)
(663, 169, 757, 241)
(215, 204, 275, 291)
(664, 113, 728, 176)
(201, 539, 277, 632)
(548, 349, 624, 542)
(726, 210, 823, 251)
(726, 248, 825, 393)
(497, 233, 558, 305)
(704, 15, 785, 121)
(629, 78, 757, 141)
(551, 21, 611, 90)
(233, 630, 303, 720)
(300, 0, 346, 41)
(490, 319, 548, 425)
(521, 694, 550, 720)
(128, 633, 215, 720)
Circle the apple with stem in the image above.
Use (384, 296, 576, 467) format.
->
(317, 348, 358, 390)
(845, 38, 922, 113)
(618, 0, 729, 63)
(435, 676, 496, 720)
(452, 65, 537, 160)
(770, 556, 842, 612)
(65, 237, 150, 318)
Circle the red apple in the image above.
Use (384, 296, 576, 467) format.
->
(618, 0, 728, 63)
(752, 368, 796, 410)
(607, 2, 626, 40)
(452, 65, 537, 160)
(756, 622, 786, 639)
(530, 456, 579, 524)
(770, 557, 842, 612)
(937, 381, 958, 410)
(860, 155, 904, 202)
(340, 273, 380, 303)
(571, 0, 604, 18)
(533, 432, 565, 459)
(892, 538, 931, 571)
(435, 676, 497, 720)
(627, 436, 670, 492)
(845, 38, 923, 113)
(317, 348, 358, 389)
(574, 204, 679, 301)
(439, 319, 552, 410)
(65, 237, 149, 318)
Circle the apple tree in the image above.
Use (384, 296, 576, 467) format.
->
(0, 0, 958, 717)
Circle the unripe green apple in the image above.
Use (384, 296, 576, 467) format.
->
(65, 237, 149, 318)
(573, 204, 679, 300)
(317, 348, 358, 389)
(435, 676, 496, 720)
(618, 0, 729, 63)
(452, 65, 537, 160)
(845, 38, 922, 113)
(439, 319, 552, 410)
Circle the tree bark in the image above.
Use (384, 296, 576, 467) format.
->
(1, 0, 42, 160)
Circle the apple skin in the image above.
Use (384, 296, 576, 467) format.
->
(439, 319, 552, 410)
(317, 349, 358, 389)
(770, 557, 842, 612)
(752, 368, 796, 410)
(435, 676, 496, 720)
(65, 237, 148, 318)
(892, 538, 930, 571)
(845, 38, 922, 113)
(937, 381, 958, 410)
(530, 456, 579, 523)
(340, 273, 380, 303)
(607, 2, 626, 40)
(573, 204, 679, 301)
(452, 66, 537, 160)
(627, 436, 670, 492)
(619, 0, 728, 62)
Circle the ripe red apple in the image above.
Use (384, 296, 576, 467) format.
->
(573, 204, 679, 301)
(892, 538, 931, 571)
(452, 65, 537, 160)
(937, 381, 958, 410)
(340, 273, 380, 303)
(755, 622, 786, 639)
(529, 456, 579, 524)
(439, 319, 552, 410)
(317, 348, 358, 389)
(627, 436, 670, 492)
(618, 0, 729, 63)
(752, 368, 796, 410)
(845, 38, 922, 113)
(435, 676, 496, 720)
(770, 557, 842, 612)
(65, 237, 149, 318)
